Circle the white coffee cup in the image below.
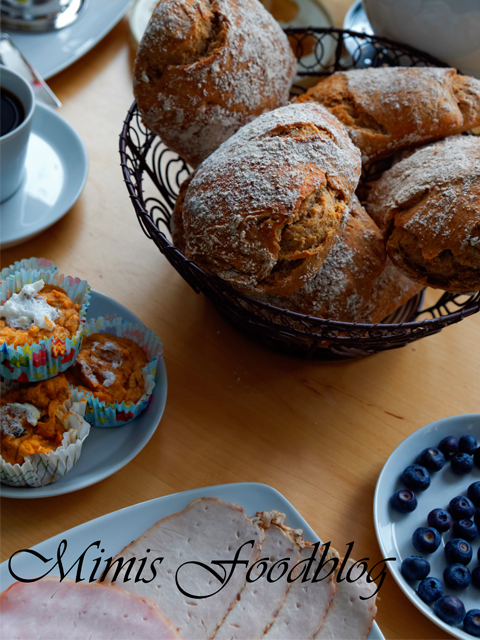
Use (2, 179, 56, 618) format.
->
(0, 65, 35, 203)
(363, 0, 480, 79)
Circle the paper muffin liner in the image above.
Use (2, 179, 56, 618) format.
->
(1, 257, 57, 281)
(0, 269, 91, 382)
(69, 316, 163, 427)
(0, 389, 90, 488)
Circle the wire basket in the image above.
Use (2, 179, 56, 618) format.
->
(119, 27, 480, 360)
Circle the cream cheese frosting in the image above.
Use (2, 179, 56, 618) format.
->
(0, 281, 59, 331)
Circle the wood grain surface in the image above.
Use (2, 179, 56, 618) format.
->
(1, 2, 478, 639)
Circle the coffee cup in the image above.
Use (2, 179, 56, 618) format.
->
(0, 65, 35, 203)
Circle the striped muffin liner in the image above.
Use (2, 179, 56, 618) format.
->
(68, 316, 163, 427)
(0, 389, 90, 488)
(0, 269, 91, 382)
(1, 257, 57, 280)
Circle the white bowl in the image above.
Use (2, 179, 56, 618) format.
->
(363, 0, 480, 78)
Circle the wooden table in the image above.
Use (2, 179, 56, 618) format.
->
(1, 2, 479, 638)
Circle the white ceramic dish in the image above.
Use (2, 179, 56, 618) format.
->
(0, 102, 88, 249)
(0, 289, 167, 499)
(4, 0, 133, 80)
(374, 415, 480, 640)
(0, 482, 384, 638)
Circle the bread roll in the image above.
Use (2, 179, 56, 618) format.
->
(296, 67, 480, 163)
(134, 0, 297, 168)
(172, 102, 362, 296)
(365, 135, 480, 293)
(255, 197, 386, 322)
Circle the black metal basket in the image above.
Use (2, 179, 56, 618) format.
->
(119, 27, 480, 359)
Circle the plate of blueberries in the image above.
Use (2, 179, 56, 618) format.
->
(374, 414, 480, 639)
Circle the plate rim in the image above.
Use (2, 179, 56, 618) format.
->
(0, 481, 384, 638)
(373, 413, 480, 640)
(0, 102, 89, 248)
(0, 288, 167, 499)
(4, 0, 133, 80)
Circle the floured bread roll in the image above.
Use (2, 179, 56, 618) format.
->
(360, 259, 424, 324)
(134, 0, 297, 168)
(365, 135, 480, 294)
(296, 67, 480, 163)
(172, 102, 362, 296)
(255, 197, 386, 322)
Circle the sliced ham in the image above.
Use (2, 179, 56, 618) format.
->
(105, 497, 264, 640)
(263, 542, 339, 640)
(214, 511, 302, 640)
(0, 577, 180, 640)
(315, 558, 377, 640)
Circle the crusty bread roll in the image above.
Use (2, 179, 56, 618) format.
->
(360, 259, 424, 324)
(172, 102, 362, 296)
(296, 67, 480, 163)
(365, 135, 480, 294)
(255, 197, 386, 322)
(133, 0, 297, 168)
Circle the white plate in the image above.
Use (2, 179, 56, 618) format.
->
(0, 482, 383, 639)
(374, 415, 480, 640)
(4, 0, 133, 80)
(0, 289, 167, 499)
(0, 102, 88, 249)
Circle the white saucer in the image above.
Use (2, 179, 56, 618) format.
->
(5, 0, 133, 80)
(0, 290, 168, 499)
(374, 415, 480, 640)
(0, 102, 88, 249)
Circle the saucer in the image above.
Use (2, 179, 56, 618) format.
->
(4, 0, 133, 79)
(0, 102, 88, 249)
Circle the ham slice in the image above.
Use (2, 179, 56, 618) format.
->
(0, 577, 180, 639)
(214, 512, 302, 640)
(106, 497, 264, 640)
(263, 542, 339, 640)
(315, 558, 377, 640)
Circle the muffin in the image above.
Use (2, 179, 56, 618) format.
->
(0, 269, 90, 381)
(65, 316, 163, 427)
(0, 375, 90, 487)
(133, 0, 297, 167)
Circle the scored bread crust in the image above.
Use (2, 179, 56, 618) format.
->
(365, 135, 480, 294)
(134, 0, 297, 168)
(296, 67, 480, 163)
(173, 102, 362, 297)
(255, 196, 386, 322)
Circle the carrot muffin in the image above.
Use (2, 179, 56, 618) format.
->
(0, 374, 71, 466)
(66, 333, 149, 405)
(0, 280, 80, 347)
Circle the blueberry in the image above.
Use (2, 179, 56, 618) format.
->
(417, 577, 443, 604)
(472, 565, 480, 589)
(445, 539, 473, 565)
(428, 508, 452, 533)
(439, 435, 459, 460)
(451, 453, 474, 475)
(452, 519, 478, 542)
(401, 465, 431, 491)
(474, 447, 480, 469)
(433, 596, 466, 626)
(468, 482, 480, 507)
(412, 527, 441, 554)
(459, 435, 478, 455)
(417, 448, 445, 472)
(443, 564, 471, 590)
(464, 610, 480, 637)
(390, 489, 417, 513)
(401, 556, 430, 581)
(475, 508, 480, 528)
(449, 495, 475, 520)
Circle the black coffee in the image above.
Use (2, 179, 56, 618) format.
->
(0, 87, 25, 137)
